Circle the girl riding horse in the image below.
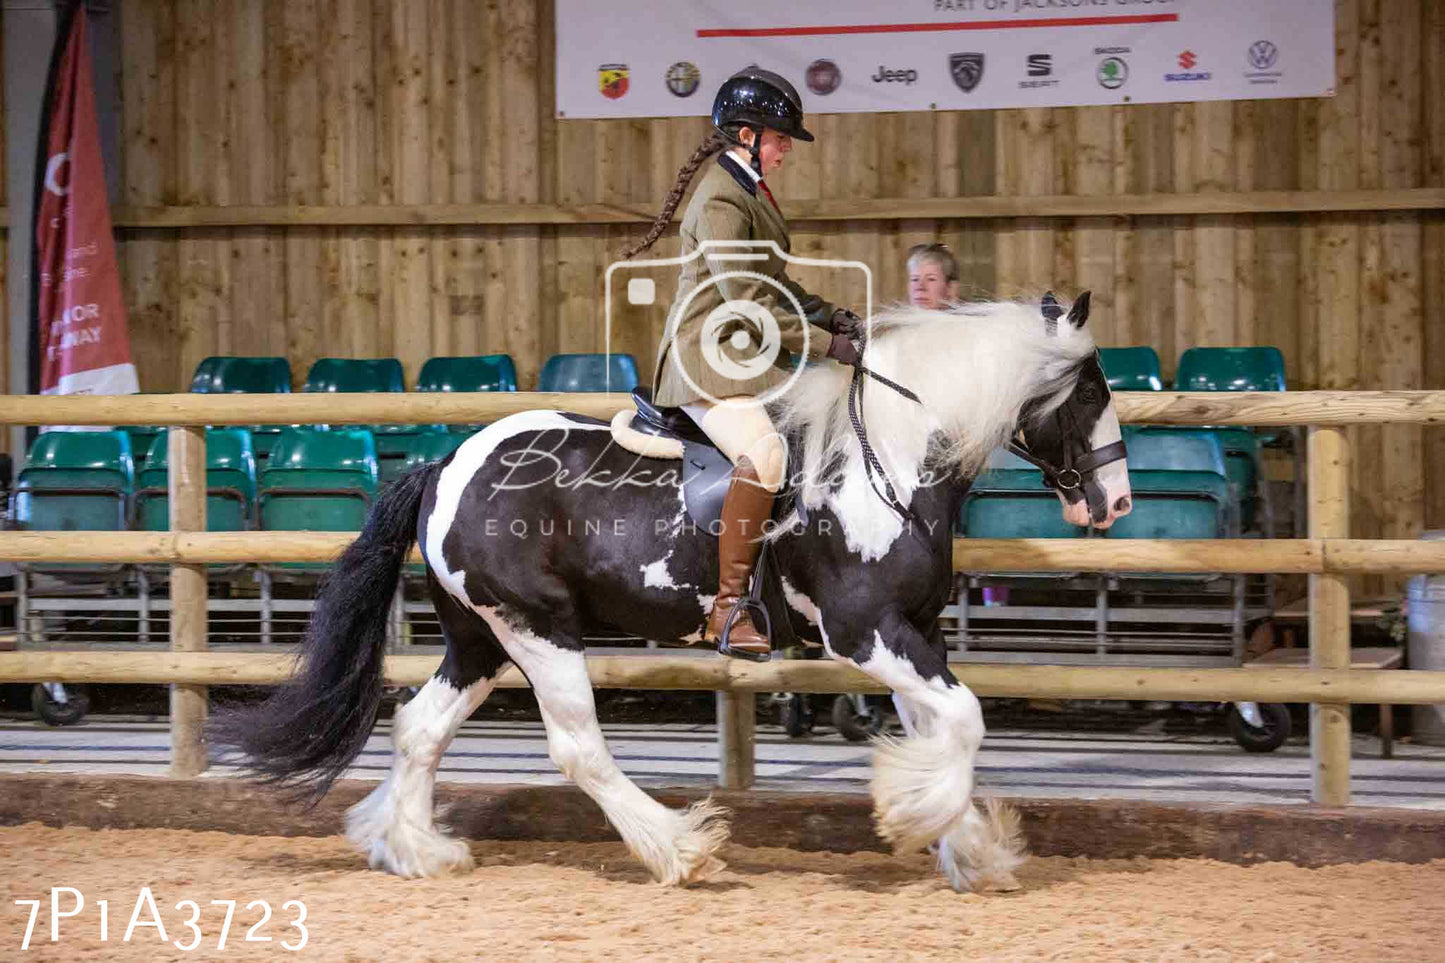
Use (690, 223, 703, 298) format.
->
(626, 67, 863, 661)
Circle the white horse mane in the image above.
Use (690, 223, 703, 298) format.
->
(771, 298, 1097, 518)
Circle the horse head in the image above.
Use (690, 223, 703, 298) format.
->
(1010, 291, 1133, 529)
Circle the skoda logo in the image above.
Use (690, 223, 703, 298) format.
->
(1097, 56, 1128, 90)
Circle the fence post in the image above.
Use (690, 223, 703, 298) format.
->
(169, 426, 208, 777)
(1308, 425, 1351, 805)
(715, 691, 755, 789)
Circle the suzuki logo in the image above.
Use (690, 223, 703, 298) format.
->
(1178, 50, 1197, 70)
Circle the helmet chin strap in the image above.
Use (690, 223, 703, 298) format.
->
(748, 136, 764, 177)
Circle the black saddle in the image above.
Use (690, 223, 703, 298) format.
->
(629, 388, 734, 529)
(630, 387, 712, 446)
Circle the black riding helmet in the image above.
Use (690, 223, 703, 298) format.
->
(712, 67, 814, 176)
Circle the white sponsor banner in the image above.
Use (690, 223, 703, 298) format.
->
(556, 0, 1334, 119)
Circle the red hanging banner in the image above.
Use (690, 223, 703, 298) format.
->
(32, 3, 137, 397)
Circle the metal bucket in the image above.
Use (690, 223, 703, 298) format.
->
(1407, 531, 1445, 745)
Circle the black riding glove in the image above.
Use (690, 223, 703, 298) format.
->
(825, 332, 861, 367)
(830, 308, 862, 339)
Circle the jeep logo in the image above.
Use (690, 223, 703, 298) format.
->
(871, 66, 918, 85)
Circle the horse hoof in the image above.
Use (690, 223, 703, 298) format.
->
(982, 872, 1022, 893)
(681, 855, 727, 885)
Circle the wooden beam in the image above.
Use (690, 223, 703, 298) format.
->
(716, 692, 756, 790)
(167, 427, 208, 778)
(1, 390, 1444, 429)
(3, 651, 1445, 705)
(0, 390, 632, 426)
(3, 532, 1445, 575)
(0, 187, 1427, 229)
(1309, 426, 1353, 806)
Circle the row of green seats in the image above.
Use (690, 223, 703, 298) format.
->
(13, 429, 469, 575)
(188, 352, 642, 395)
(1098, 346, 1286, 393)
(960, 426, 1252, 546)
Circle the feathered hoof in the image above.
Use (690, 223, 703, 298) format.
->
(664, 798, 731, 886)
(365, 829, 475, 879)
(935, 798, 1028, 895)
(869, 733, 965, 857)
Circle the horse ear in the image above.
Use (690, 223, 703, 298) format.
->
(1041, 291, 1063, 334)
(1067, 290, 1091, 328)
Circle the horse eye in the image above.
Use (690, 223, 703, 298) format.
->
(1077, 384, 1099, 405)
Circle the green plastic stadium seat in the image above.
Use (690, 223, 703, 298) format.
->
(416, 354, 520, 434)
(135, 428, 257, 534)
(190, 356, 293, 394)
(1110, 428, 1235, 576)
(375, 428, 466, 488)
(259, 429, 377, 574)
(1131, 425, 1263, 531)
(189, 357, 294, 458)
(403, 431, 467, 473)
(1098, 347, 1164, 392)
(122, 426, 164, 468)
(303, 358, 406, 394)
(1174, 347, 1286, 392)
(416, 355, 519, 393)
(304, 358, 411, 473)
(15, 431, 134, 572)
(1123, 426, 1227, 475)
(960, 448, 1083, 541)
(538, 353, 640, 392)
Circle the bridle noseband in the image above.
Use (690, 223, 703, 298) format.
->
(1006, 402, 1129, 524)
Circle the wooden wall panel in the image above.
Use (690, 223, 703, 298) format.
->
(1425, 0, 1445, 533)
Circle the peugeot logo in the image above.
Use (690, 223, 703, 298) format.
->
(949, 53, 984, 92)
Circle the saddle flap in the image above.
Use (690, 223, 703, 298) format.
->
(630, 387, 712, 445)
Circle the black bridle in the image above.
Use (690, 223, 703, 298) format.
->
(1006, 403, 1129, 524)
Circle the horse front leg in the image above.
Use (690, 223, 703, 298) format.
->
(829, 609, 1025, 893)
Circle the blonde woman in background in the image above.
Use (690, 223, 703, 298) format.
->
(907, 243, 961, 309)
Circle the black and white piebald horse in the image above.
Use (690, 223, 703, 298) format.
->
(211, 292, 1131, 893)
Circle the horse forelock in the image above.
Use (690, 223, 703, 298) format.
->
(771, 299, 1096, 509)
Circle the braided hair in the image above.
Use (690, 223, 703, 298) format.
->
(622, 131, 730, 260)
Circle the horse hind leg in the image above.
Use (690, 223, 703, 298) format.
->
(479, 606, 729, 886)
(346, 583, 510, 878)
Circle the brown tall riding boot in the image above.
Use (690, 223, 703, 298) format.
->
(705, 455, 776, 660)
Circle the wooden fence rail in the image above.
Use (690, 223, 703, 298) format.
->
(4, 389, 1444, 803)
(3, 653, 1444, 706)
(2, 390, 1445, 428)
(2, 532, 1444, 575)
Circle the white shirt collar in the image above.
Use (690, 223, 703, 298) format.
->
(722, 148, 762, 183)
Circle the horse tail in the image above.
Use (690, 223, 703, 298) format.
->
(208, 462, 439, 807)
